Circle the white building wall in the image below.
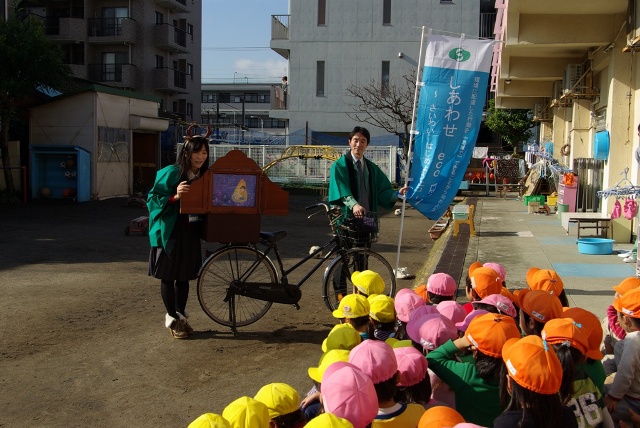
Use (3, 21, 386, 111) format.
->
(282, 0, 480, 137)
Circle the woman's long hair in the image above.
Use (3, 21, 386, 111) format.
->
(499, 364, 563, 428)
(177, 136, 209, 178)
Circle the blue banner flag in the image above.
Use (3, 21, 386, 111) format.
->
(407, 35, 494, 220)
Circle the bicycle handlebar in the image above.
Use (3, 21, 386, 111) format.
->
(305, 202, 331, 212)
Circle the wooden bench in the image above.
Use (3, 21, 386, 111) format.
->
(567, 217, 613, 239)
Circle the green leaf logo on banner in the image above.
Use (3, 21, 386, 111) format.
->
(448, 48, 471, 62)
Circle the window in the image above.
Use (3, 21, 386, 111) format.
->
(172, 101, 178, 113)
(159, 99, 164, 111)
(244, 93, 258, 103)
(318, 0, 326, 25)
(219, 93, 230, 103)
(155, 55, 164, 69)
(381, 61, 390, 95)
(187, 23, 193, 40)
(383, 0, 391, 25)
(316, 61, 325, 96)
(101, 7, 128, 36)
(186, 103, 193, 118)
(187, 63, 193, 80)
(155, 11, 163, 24)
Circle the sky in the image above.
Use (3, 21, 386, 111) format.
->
(201, 0, 289, 84)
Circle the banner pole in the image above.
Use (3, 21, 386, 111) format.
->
(394, 26, 428, 281)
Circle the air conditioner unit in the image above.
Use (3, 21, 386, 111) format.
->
(563, 64, 583, 94)
(552, 80, 563, 101)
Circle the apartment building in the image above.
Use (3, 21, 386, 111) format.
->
(270, 0, 496, 141)
(201, 83, 287, 143)
(22, 0, 201, 122)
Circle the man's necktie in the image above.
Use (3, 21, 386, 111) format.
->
(356, 159, 370, 211)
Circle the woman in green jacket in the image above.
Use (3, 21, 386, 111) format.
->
(147, 133, 209, 339)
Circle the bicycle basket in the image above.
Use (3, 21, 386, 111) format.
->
(338, 212, 379, 245)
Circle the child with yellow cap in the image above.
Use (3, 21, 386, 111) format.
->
(352, 270, 386, 298)
(368, 294, 397, 341)
(254, 382, 305, 428)
(188, 413, 231, 428)
(301, 349, 351, 421)
(221, 396, 270, 428)
(333, 293, 371, 340)
(603, 288, 640, 426)
(495, 335, 578, 427)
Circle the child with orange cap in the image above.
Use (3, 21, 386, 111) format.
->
(513, 289, 563, 336)
(426, 313, 521, 426)
(495, 335, 578, 427)
(602, 277, 640, 355)
(526, 267, 570, 306)
(562, 307, 607, 399)
(603, 288, 640, 426)
(417, 406, 465, 428)
(542, 318, 611, 428)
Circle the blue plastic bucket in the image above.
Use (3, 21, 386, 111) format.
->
(576, 238, 615, 255)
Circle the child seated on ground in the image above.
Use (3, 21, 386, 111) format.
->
(604, 288, 640, 426)
(495, 335, 578, 428)
(563, 307, 607, 398)
(222, 396, 270, 428)
(393, 346, 435, 410)
(302, 349, 351, 421)
(368, 294, 397, 341)
(513, 289, 563, 336)
(526, 267, 570, 307)
(333, 294, 371, 340)
(414, 272, 457, 305)
(188, 413, 230, 428)
(349, 340, 426, 427)
(254, 382, 306, 428)
(542, 318, 611, 428)
(602, 277, 640, 355)
(352, 270, 385, 298)
(407, 313, 458, 408)
(427, 313, 521, 427)
(394, 290, 425, 340)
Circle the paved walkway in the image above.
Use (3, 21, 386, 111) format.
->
(418, 195, 636, 317)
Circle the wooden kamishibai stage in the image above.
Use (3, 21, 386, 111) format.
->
(179, 150, 289, 243)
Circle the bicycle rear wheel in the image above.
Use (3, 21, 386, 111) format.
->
(197, 246, 276, 327)
(322, 248, 396, 311)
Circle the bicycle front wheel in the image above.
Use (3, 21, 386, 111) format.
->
(197, 246, 276, 327)
(322, 248, 397, 311)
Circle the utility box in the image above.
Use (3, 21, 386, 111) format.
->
(30, 145, 91, 202)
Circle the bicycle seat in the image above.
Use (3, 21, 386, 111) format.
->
(260, 231, 287, 243)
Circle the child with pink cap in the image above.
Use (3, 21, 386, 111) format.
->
(414, 272, 458, 305)
(348, 340, 425, 426)
(394, 346, 441, 410)
(406, 313, 458, 409)
(427, 313, 521, 426)
(393, 289, 425, 340)
(321, 362, 378, 428)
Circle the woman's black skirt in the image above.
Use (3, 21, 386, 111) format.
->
(148, 215, 202, 281)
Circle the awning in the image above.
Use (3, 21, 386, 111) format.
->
(129, 115, 169, 132)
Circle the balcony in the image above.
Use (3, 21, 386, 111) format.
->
(153, 23, 189, 54)
(88, 63, 138, 88)
(153, 67, 188, 94)
(45, 17, 85, 43)
(479, 13, 496, 39)
(154, 0, 189, 13)
(88, 18, 137, 44)
(270, 15, 290, 59)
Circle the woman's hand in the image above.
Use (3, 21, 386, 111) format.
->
(175, 181, 189, 200)
(398, 185, 409, 196)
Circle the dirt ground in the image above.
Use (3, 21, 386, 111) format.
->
(0, 193, 435, 427)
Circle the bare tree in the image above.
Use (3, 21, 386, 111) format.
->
(345, 74, 416, 155)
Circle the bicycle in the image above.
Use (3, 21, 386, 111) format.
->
(196, 202, 397, 334)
